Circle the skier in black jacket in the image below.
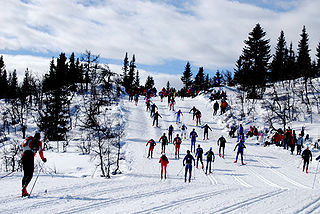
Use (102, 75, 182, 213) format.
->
(217, 135, 226, 158)
(302, 147, 312, 173)
(201, 124, 212, 140)
(153, 111, 162, 127)
(205, 147, 215, 174)
(195, 144, 204, 169)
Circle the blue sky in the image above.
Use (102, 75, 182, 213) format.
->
(1, 0, 319, 81)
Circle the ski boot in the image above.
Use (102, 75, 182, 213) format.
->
(222, 155, 224, 159)
(22, 186, 29, 197)
(303, 167, 305, 172)
(234, 160, 237, 163)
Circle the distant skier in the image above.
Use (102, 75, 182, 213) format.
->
(238, 124, 244, 137)
(296, 134, 304, 155)
(189, 106, 198, 120)
(21, 132, 47, 197)
(175, 110, 183, 124)
(195, 144, 204, 169)
(217, 135, 226, 158)
(150, 103, 158, 117)
(302, 147, 312, 173)
(195, 110, 202, 126)
(201, 124, 212, 140)
(170, 98, 175, 111)
(234, 138, 246, 165)
(168, 125, 174, 143)
(146, 139, 156, 158)
(159, 133, 169, 153)
(213, 101, 219, 116)
(146, 99, 151, 111)
(180, 124, 188, 139)
(183, 150, 195, 182)
(134, 93, 139, 106)
(173, 134, 182, 159)
(153, 111, 162, 127)
(159, 153, 169, 179)
(189, 129, 198, 153)
(205, 147, 215, 174)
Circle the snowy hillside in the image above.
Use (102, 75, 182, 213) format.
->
(1, 86, 320, 214)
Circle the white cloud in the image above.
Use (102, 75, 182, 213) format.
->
(1, 0, 319, 73)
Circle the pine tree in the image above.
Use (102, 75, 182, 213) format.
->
(270, 30, 288, 82)
(8, 70, 18, 99)
(316, 42, 320, 77)
(145, 76, 154, 90)
(166, 81, 170, 91)
(134, 70, 140, 89)
(0, 56, 8, 99)
(214, 71, 223, 87)
(234, 23, 271, 98)
(122, 52, 130, 91)
(128, 54, 136, 91)
(181, 62, 193, 89)
(297, 26, 312, 78)
(285, 42, 297, 80)
(194, 67, 205, 91)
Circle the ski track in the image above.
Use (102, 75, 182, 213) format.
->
(295, 196, 320, 214)
(232, 174, 253, 188)
(213, 189, 288, 213)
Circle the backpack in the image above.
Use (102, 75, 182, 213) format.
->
(22, 136, 40, 153)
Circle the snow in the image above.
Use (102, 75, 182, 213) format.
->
(2, 87, 320, 213)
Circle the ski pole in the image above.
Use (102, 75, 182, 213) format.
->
(29, 167, 43, 197)
(0, 171, 13, 179)
(297, 159, 302, 169)
(312, 161, 319, 189)
(177, 165, 184, 176)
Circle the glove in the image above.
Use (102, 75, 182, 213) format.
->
(183, 164, 185, 166)
(42, 158, 47, 163)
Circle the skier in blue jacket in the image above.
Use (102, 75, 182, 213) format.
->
(183, 150, 195, 182)
(189, 129, 198, 153)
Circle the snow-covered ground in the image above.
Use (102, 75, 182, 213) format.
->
(2, 91, 320, 213)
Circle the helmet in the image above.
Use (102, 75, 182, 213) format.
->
(34, 132, 41, 139)
(210, 147, 212, 150)
(187, 150, 190, 154)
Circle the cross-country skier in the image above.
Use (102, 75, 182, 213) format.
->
(150, 103, 158, 117)
(21, 132, 47, 197)
(239, 124, 244, 137)
(175, 110, 183, 124)
(170, 98, 175, 111)
(296, 134, 304, 155)
(189, 106, 198, 120)
(183, 150, 195, 182)
(146, 139, 156, 158)
(180, 124, 188, 139)
(201, 124, 212, 140)
(146, 99, 151, 111)
(195, 144, 204, 169)
(217, 135, 226, 158)
(159, 153, 169, 179)
(302, 146, 312, 173)
(195, 110, 202, 126)
(168, 125, 174, 143)
(134, 93, 139, 106)
(153, 111, 162, 127)
(159, 133, 169, 153)
(173, 134, 182, 159)
(213, 101, 219, 116)
(234, 138, 246, 165)
(205, 147, 215, 174)
(189, 129, 198, 153)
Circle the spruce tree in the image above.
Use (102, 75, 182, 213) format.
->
(297, 26, 312, 78)
(270, 30, 288, 82)
(316, 42, 320, 76)
(134, 70, 140, 89)
(234, 23, 271, 98)
(181, 62, 193, 89)
(285, 42, 297, 80)
(128, 54, 136, 92)
(194, 67, 205, 91)
(0, 56, 8, 99)
(8, 70, 18, 99)
(122, 52, 130, 91)
(145, 76, 154, 90)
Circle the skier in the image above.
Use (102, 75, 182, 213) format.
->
(217, 135, 226, 158)
(173, 134, 182, 159)
(189, 129, 198, 153)
(152, 111, 162, 127)
(183, 150, 195, 182)
(302, 146, 312, 173)
(234, 138, 246, 165)
(175, 109, 183, 124)
(180, 123, 188, 139)
(189, 106, 198, 120)
(168, 125, 174, 143)
(150, 103, 158, 117)
(146, 139, 156, 158)
(290, 130, 297, 155)
(134, 93, 139, 106)
(169, 98, 175, 111)
(205, 147, 215, 174)
(296, 134, 304, 155)
(239, 124, 244, 137)
(159, 133, 169, 153)
(159, 153, 169, 179)
(195, 144, 204, 169)
(213, 101, 219, 116)
(201, 124, 212, 140)
(195, 110, 202, 126)
(21, 132, 47, 197)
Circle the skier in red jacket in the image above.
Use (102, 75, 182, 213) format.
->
(21, 132, 47, 197)
(159, 153, 169, 179)
(173, 134, 182, 159)
(146, 139, 156, 158)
